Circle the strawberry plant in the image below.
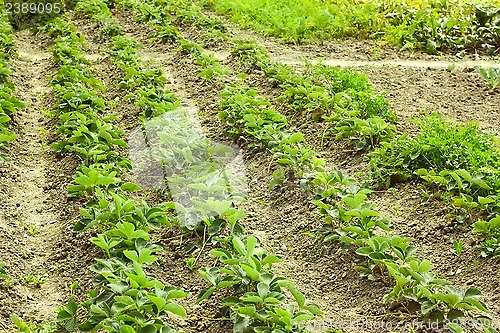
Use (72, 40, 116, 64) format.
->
(473, 216, 500, 257)
(385, 259, 488, 321)
(152, 24, 180, 43)
(198, 235, 322, 332)
(334, 116, 396, 151)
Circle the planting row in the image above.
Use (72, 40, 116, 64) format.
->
(8, 10, 189, 332)
(118, 1, 497, 331)
(0, 2, 25, 293)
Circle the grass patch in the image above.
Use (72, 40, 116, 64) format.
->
(201, 0, 500, 54)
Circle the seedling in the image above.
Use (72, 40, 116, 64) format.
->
(475, 66, 500, 90)
(186, 257, 196, 270)
(11, 315, 58, 333)
(16, 216, 39, 237)
(0, 261, 8, 279)
(452, 239, 464, 257)
(22, 272, 48, 287)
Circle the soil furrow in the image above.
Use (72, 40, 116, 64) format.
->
(0, 30, 96, 330)
(0, 31, 65, 328)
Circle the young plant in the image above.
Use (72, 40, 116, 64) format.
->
(452, 239, 464, 257)
(475, 66, 500, 90)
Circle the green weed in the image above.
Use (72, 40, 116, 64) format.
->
(369, 113, 500, 191)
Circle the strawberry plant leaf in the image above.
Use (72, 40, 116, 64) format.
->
(164, 302, 187, 317)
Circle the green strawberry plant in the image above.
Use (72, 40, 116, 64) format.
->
(197, 235, 322, 332)
(75, 191, 171, 232)
(385, 259, 488, 322)
(334, 116, 396, 151)
(67, 164, 124, 198)
(473, 216, 500, 257)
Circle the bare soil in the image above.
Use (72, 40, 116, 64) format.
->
(0, 30, 96, 330)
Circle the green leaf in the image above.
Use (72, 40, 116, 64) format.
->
(257, 282, 269, 299)
(164, 302, 187, 317)
(121, 182, 141, 192)
(447, 322, 464, 333)
(139, 325, 157, 333)
(148, 295, 167, 314)
(232, 237, 246, 256)
(421, 300, 437, 315)
(269, 169, 285, 190)
(464, 287, 482, 298)
(10, 315, 30, 332)
(120, 325, 136, 333)
(196, 287, 216, 304)
(284, 282, 305, 308)
(241, 263, 261, 281)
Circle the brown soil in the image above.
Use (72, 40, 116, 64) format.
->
(0, 30, 95, 330)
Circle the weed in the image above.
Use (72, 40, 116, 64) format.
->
(23, 272, 48, 287)
(11, 315, 58, 333)
(0, 261, 8, 279)
(203, 0, 500, 54)
(369, 113, 500, 191)
(16, 216, 40, 236)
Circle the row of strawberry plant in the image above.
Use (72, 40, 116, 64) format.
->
(26, 13, 189, 332)
(229, 39, 397, 152)
(0, 8, 24, 162)
(123, 3, 498, 331)
(111, 36, 326, 333)
(76, 2, 328, 333)
(307, 167, 494, 332)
